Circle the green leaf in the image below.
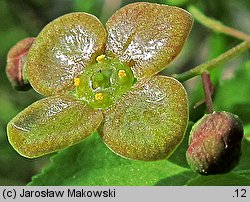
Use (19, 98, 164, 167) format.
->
(29, 133, 189, 186)
(165, 0, 188, 6)
(168, 122, 194, 168)
(156, 171, 196, 186)
(233, 139, 250, 173)
(186, 172, 250, 185)
(28, 131, 250, 186)
(244, 124, 250, 140)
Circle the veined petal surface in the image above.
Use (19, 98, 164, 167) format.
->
(100, 75, 189, 160)
(106, 2, 193, 79)
(7, 95, 103, 158)
(27, 13, 107, 96)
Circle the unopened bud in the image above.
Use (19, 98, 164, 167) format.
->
(186, 111, 243, 175)
(6, 37, 35, 90)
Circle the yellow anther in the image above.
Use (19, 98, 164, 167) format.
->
(118, 70, 126, 78)
(95, 93, 104, 101)
(96, 54, 106, 62)
(74, 78, 81, 87)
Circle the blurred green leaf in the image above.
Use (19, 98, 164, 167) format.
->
(207, 34, 226, 84)
(0, 143, 41, 185)
(244, 124, 250, 140)
(213, 60, 250, 124)
(165, 0, 188, 6)
(74, 0, 98, 11)
(0, 23, 28, 57)
(73, 0, 104, 17)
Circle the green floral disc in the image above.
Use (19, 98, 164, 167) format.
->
(74, 57, 135, 109)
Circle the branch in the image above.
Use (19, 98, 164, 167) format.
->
(172, 40, 250, 82)
(188, 5, 250, 41)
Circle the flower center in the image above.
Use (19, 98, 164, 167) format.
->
(74, 55, 135, 109)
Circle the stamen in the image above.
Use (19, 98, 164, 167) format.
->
(74, 78, 81, 86)
(118, 70, 127, 78)
(96, 54, 105, 62)
(95, 93, 104, 101)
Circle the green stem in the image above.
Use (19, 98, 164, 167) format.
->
(188, 5, 250, 41)
(173, 40, 250, 82)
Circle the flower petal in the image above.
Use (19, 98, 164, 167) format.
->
(26, 13, 107, 96)
(100, 75, 189, 160)
(7, 95, 103, 158)
(106, 2, 193, 79)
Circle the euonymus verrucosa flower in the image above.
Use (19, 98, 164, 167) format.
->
(7, 2, 193, 160)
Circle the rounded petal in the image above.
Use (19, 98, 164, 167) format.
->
(100, 75, 189, 160)
(26, 13, 107, 96)
(7, 95, 103, 158)
(106, 2, 193, 79)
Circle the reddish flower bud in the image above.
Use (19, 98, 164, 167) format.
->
(6, 37, 35, 90)
(186, 111, 243, 175)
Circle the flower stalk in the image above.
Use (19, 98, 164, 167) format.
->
(201, 72, 214, 113)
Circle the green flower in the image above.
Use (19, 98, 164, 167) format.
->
(7, 2, 193, 160)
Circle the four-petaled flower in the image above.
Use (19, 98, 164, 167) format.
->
(7, 2, 193, 160)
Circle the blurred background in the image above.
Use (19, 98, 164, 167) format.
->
(0, 0, 249, 185)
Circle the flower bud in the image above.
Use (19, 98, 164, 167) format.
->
(6, 37, 35, 90)
(186, 111, 243, 175)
